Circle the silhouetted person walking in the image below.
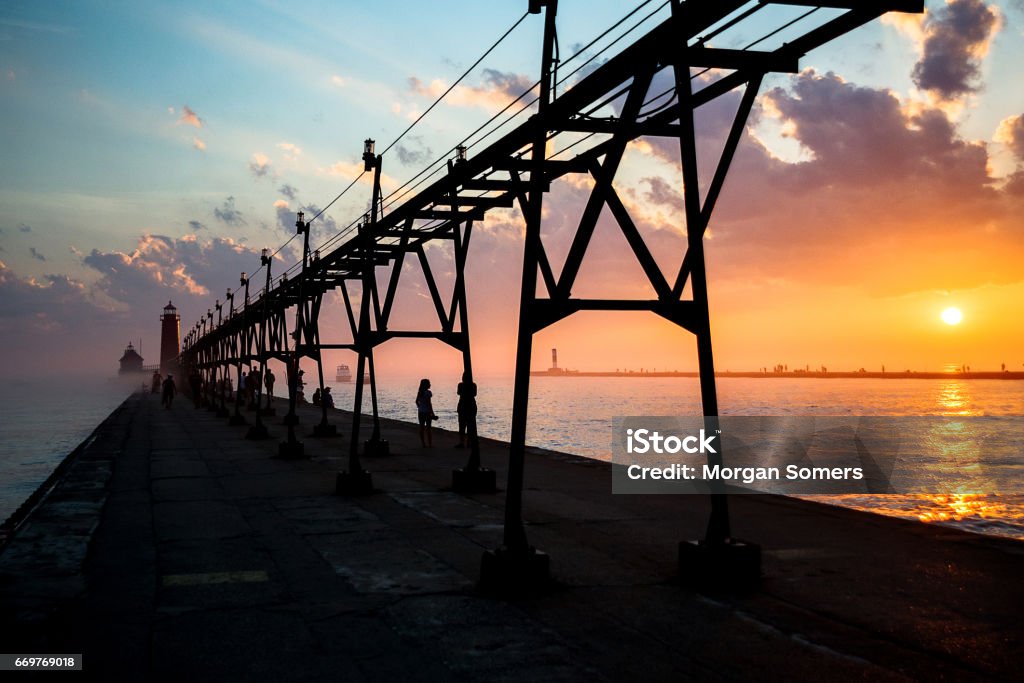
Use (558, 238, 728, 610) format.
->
(162, 374, 176, 409)
(456, 372, 477, 448)
(416, 378, 436, 448)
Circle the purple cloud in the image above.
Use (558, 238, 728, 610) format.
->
(912, 0, 1000, 100)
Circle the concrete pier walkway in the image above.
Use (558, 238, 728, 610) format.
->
(1, 392, 1021, 681)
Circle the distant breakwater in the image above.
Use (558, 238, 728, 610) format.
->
(531, 370, 1024, 380)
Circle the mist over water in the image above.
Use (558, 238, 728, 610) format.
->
(0, 373, 135, 524)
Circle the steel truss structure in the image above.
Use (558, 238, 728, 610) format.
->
(180, 0, 923, 587)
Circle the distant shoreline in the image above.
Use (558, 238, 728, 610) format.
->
(531, 370, 1024, 380)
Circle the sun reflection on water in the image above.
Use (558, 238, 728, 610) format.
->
(799, 390, 1023, 540)
(804, 493, 1024, 540)
(936, 381, 978, 416)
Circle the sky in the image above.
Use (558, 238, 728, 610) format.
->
(1, 0, 1023, 380)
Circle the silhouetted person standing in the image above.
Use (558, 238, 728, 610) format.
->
(416, 378, 436, 448)
(265, 368, 275, 407)
(162, 374, 176, 409)
(151, 370, 162, 394)
(456, 372, 477, 448)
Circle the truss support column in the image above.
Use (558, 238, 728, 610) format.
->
(205, 352, 218, 413)
(246, 253, 272, 440)
(481, 0, 557, 592)
(364, 156, 388, 458)
(338, 153, 381, 495)
(365, 350, 384, 447)
(311, 331, 336, 436)
(230, 277, 250, 426)
(279, 213, 310, 459)
(215, 303, 230, 418)
(671, 11, 760, 585)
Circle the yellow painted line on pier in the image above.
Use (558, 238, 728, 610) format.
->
(161, 570, 269, 587)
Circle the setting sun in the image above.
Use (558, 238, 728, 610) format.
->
(941, 307, 964, 325)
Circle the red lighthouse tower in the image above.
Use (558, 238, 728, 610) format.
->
(159, 301, 180, 375)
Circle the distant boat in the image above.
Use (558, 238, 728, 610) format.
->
(336, 364, 370, 383)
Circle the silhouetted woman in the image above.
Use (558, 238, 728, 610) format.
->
(416, 378, 436, 447)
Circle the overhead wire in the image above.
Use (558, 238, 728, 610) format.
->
(381, 10, 530, 157)
(302, 10, 534, 264)
(380, 0, 672, 215)
(555, 0, 669, 88)
(214, 10, 533, 310)
(379, 0, 670, 212)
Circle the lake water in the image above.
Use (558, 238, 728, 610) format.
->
(2, 372, 1022, 541)
(0, 374, 139, 527)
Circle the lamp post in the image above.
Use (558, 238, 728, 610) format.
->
(191, 321, 201, 408)
(189, 322, 198, 408)
(231, 274, 250, 425)
(205, 309, 218, 411)
(225, 287, 245, 425)
(214, 299, 230, 417)
(245, 251, 272, 440)
(278, 211, 310, 458)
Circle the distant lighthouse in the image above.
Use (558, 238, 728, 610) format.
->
(118, 342, 145, 374)
(159, 301, 180, 375)
(551, 348, 558, 371)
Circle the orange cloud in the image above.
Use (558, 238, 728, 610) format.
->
(250, 152, 271, 177)
(408, 69, 536, 113)
(178, 104, 203, 128)
(322, 160, 397, 189)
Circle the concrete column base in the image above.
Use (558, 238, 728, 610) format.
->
(452, 468, 497, 494)
(336, 470, 374, 496)
(277, 440, 305, 459)
(479, 546, 550, 594)
(311, 423, 338, 437)
(245, 423, 270, 440)
(364, 439, 389, 456)
(281, 413, 299, 426)
(678, 539, 761, 590)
